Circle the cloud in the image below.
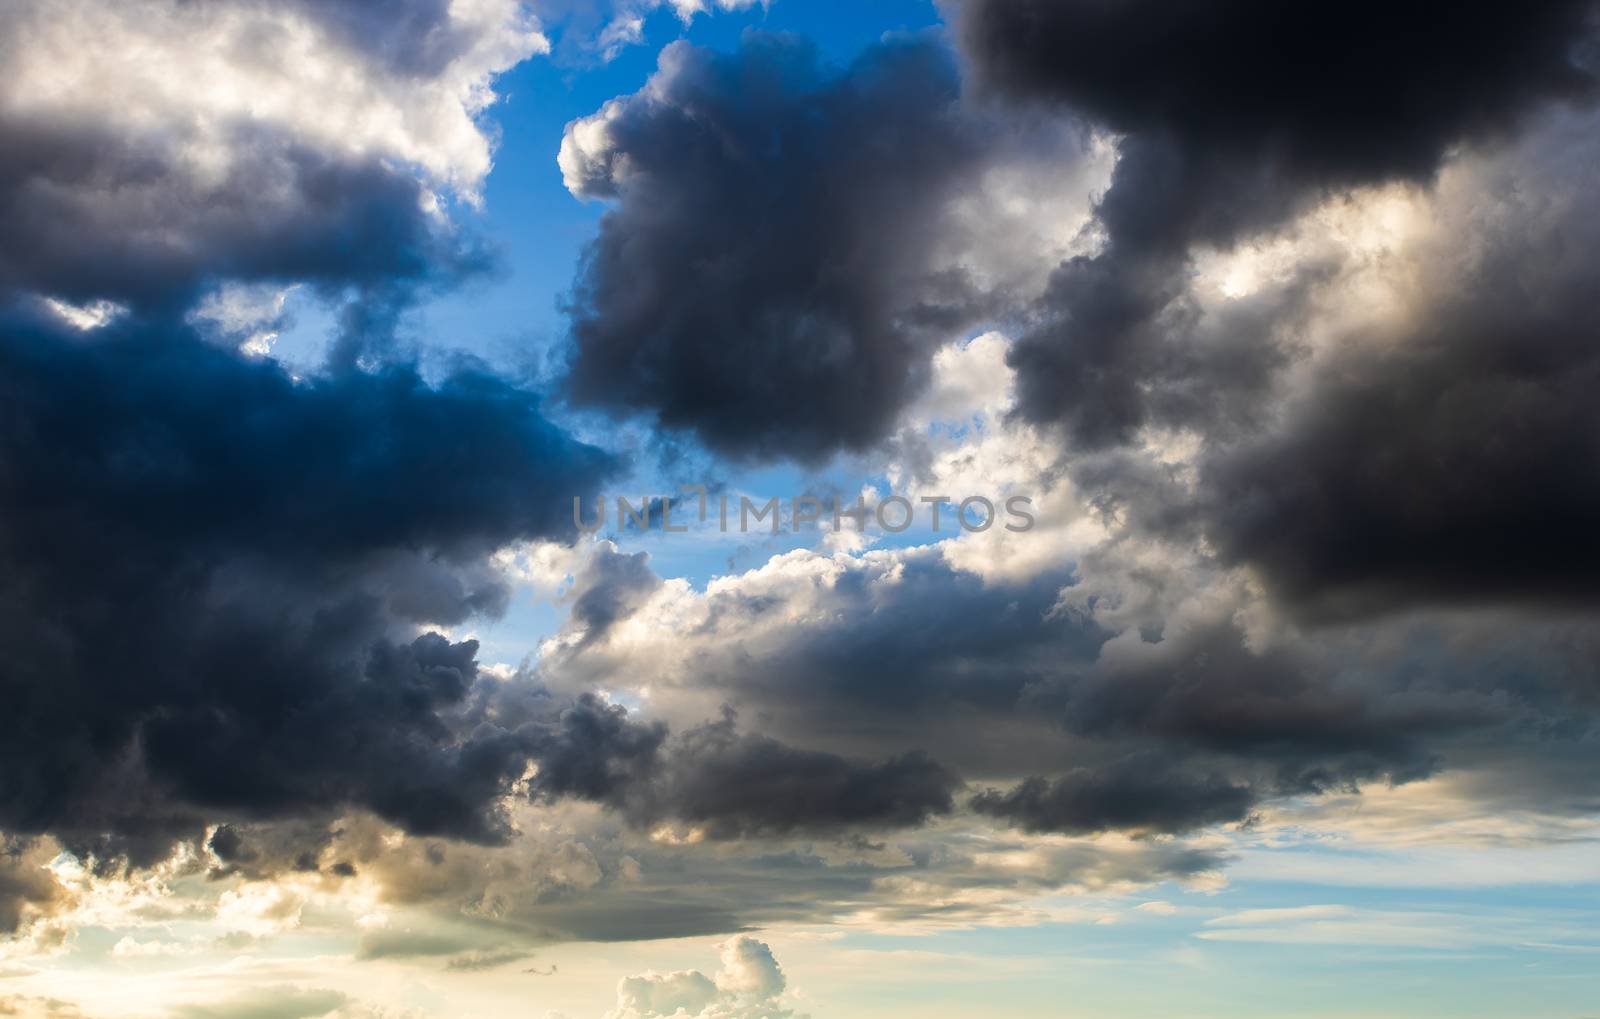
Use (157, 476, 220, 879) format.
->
(630, 712, 960, 838)
(600, 1, 769, 61)
(1199, 109, 1600, 616)
(0, 0, 545, 313)
(514, 694, 960, 838)
(7, 0, 1600, 998)
(523, 316, 1600, 859)
(558, 32, 1007, 460)
(0, 996, 87, 1019)
(958, 0, 1595, 185)
(604, 936, 796, 1019)
(955, 0, 1599, 445)
(1195, 903, 1600, 951)
(0, 309, 617, 860)
(355, 926, 533, 971)
(567, 544, 666, 646)
(529, 531, 1461, 836)
(530, 0, 766, 64)
(0, 839, 68, 934)
(971, 760, 1255, 836)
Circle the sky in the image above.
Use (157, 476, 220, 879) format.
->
(2, 1, 1600, 1017)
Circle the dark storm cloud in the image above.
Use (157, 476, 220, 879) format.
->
(519, 697, 960, 837)
(0, 0, 532, 331)
(1004, 138, 1334, 448)
(971, 758, 1254, 836)
(1022, 619, 1504, 808)
(956, 0, 1599, 441)
(537, 539, 1496, 807)
(533, 545, 1102, 777)
(682, 550, 1090, 730)
(0, 308, 616, 861)
(959, 0, 1597, 185)
(1045, 624, 1438, 769)
(1202, 144, 1600, 617)
(523, 694, 668, 805)
(644, 712, 959, 837)
(0, 120, 486, 316)
(559, 32, 992, 461)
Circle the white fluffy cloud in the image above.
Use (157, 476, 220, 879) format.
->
(605, 936, 796, 1019)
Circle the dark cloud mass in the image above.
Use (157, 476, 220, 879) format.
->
(946, 0, 1600, 629)
(560, 32, 989, 460)
(0, 0, 525, 324)
(1203, 131, 1600, 615)
(289, 0, 513, 76)
(0, 122, 483, 315)
(645, 713, 959, 837)
(0, 309, 615, 860)
(958, 0, 1599, 441)
(0, 837, 66, 933)
(517, 697, 960, 837)
(971, 760, 1254, 836)
(567, 544, 664, 645)
(533, 545, 1561, 842)
(960, 0, 1597, 184)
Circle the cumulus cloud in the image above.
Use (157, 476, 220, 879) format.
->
(1199, 109, 1600, 616)
(971, 761, 1255, 837)
(558, 31, 1095, 460)
(556, 32, 974, 459)
(0, 0, 545, 313)
(956, 0, 1599, 445)
(958, 0, 1595, 184)
(530, 306, 1600, 851)
(508, 693, 960, 838)
(604, 936, 795, 1019)
(0, 308, 616, 860)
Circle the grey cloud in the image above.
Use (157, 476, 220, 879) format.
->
(525, 694, 669, 807)
(289, 0, 528, 76)
(642, 712, 959, 838)
(1207, 330, 1600, 617)
(0, 309, 617, 861)
(957, 0, 1599, 443)
(559, 32, 996, 461)
(1201, 137, 1600, 616)
(0, 838, 66, 934)
(958, 0, 1596, 186)
(277, 809, 1231, 945)
(519, 697, 960, 837)
(0, 120, 485, 316)
(0, 0, 538, 338)
(568, 544, 664, 644)
(971, 760, 1255, 837)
